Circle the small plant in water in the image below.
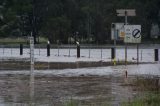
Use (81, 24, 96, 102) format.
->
(63, 99, 78, 106)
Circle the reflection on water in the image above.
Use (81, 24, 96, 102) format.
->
(29, 64, 34, 105)
(0, 73, 138, 105)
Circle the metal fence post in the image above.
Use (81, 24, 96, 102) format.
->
(20, 44, 23, 55)
(47, 44, 50, 57)
(155, 49, 159, 61)
(77, 42, 80, 58)
(111, 47, 115, 60)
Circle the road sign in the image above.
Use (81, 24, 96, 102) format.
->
(124, 25, 141, 43)
(119, 28, 125, 38)
(117, 9, 136, 16)
(111, 23, 125, 40)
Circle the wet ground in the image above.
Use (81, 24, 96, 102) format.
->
(0, 64, 159, 106)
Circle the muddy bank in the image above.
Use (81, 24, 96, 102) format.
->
(0, 60, 155, 70)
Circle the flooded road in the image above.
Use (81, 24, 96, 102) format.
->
(0, 64, 159, 106)
(0, 74, 135, 105)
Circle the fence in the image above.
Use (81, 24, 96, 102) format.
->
(0, 44, 158, 62)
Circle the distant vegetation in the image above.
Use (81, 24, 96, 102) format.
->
(0, 0, 160, 44)
(0, 37, 47, 44)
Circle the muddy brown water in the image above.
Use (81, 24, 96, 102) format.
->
(0, 70, 159, 106)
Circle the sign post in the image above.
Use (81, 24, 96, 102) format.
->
(29, 36, 35, 106)
(116, 9, 136, 65)
(111, 23, 125, 61)
(30, 36, 34, 66)
(124, 25, 141, 64)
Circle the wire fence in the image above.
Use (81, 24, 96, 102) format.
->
(0, 45, 157, 62)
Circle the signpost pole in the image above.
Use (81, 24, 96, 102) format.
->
(30, 36, 34, 66)
(114, 29, 117, 60)
(137, 44, 139, 65)
(29, 36, 34, 105)
(125, 11, 128, 25)
(116, 9, 137, 65)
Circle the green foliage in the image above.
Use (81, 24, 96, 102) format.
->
(0, 0, 160, 43)
(44, 16, 71, 43)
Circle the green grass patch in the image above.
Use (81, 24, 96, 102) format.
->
(0, 37, 47, 44)
(0, 37, 26, 44)
(122, 92, 160, 106)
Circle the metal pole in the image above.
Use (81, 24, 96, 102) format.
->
(58, 44, 59, 56)
(101, 48, 102, 59)
(125, 12, 128, 25)
(39, 45, 40, 56)
(69, 37, 71, 57)
(155, 49, 159, 61)
(114, 31, 116, 60)
(30, 37, 34, 65)
(69, 48, 70, 57)
(141, 50, 142, 61)
(125, 44, 127, 65)
(47, 44, 50, 57)
(125, 11, 128, 65)
(29, 63, 34, 105)
(77, 44, 80, 58)
(89, 48, 90, 58)
(111, 47, 115, 60)
(113, 24, 117, 60)
(3, 45, 4, 55)
(89, 39, 91, 58)
(137, 44, 139, 65)
(29, 36, 35, 101)
(11, 46, 12, 55)
(20, 44, 23, 55)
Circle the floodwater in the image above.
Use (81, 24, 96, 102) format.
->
(0, 64, 160, 106)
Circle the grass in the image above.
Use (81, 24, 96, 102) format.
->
(0, 37, 47, 44)
(63, 100, 78, 106)
(132, 77, 160, 91)
(0, 37, 26, 44)
(122, 92, 160, 106)
(122, 77, 160, 106)
(63, 98, 111, 106)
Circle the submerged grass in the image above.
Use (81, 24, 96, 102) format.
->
(122, 92, 160, 106)
(122, 77, 160, 106)
(63, 99, 111, 106)
(63, 100, 78, 106)
(130, 77, 160, 91)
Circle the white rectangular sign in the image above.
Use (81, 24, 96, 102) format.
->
(124, 25, 141, 43)
(111, 23, 124, 40)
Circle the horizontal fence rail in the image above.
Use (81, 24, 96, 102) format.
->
(0, 44, 159, 63)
